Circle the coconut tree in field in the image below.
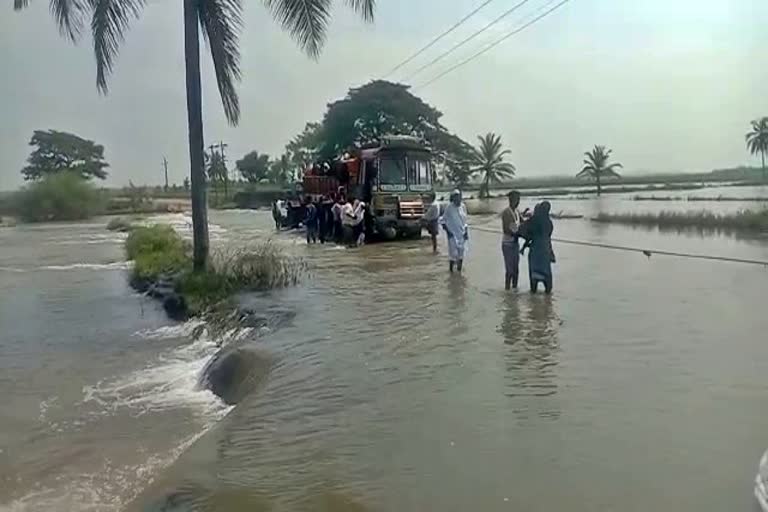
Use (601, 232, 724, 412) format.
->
(14, 0, 376, 271)
(577, 145, 622, 196)
(746, 117, 768, 183)
(468, 133, 516, 199)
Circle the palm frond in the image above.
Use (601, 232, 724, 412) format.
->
(199, 0, 242, 125)
(14, 0, 30, 10)
(89, 0, 145, 93)
(264, 0, 332, 58)
(344, 0, 374, 21)
(51, 0, 88, 41)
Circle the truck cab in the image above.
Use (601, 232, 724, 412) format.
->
(301, 136, 434, 240)
(360, 136, 433, 239)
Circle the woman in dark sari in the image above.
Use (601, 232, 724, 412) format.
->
(519, 201, 555, 294)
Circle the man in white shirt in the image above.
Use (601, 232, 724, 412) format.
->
(501, 190, 521, 290)
(341, 198, 365, 246)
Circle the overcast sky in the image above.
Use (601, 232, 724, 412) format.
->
(1, 0, 766, 189)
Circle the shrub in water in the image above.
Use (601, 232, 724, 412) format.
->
(12, 173, 104, 222)
(125, 225, 190, 280)
(178, 242, 306, 313)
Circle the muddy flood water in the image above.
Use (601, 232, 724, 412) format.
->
(2, 192, 768, 511)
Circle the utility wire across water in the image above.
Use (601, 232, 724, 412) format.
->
(470, 225, 768, 267)
(418, 0, 572, 89)
(382, 0, 500, 79)
(401, 0, 532, 83)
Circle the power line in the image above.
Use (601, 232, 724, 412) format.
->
(401, 0, 532, 83)
(382, 0, 499, 79)
(470, 225, 768, 267)
(418, 0, 572, 89)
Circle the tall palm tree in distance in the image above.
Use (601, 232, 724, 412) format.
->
(577, 145, 622, 196)
(468, 133, 516, 199)
(14, 0, 376, 271)
(746, 117, 768, 183)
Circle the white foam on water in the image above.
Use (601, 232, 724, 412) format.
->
(51, 238, 124, 245)
(0, 266, 27, 273)
(756, 449, 768, 511)
(0, 430, 210, 512)
(40, 261, 131, 271)
(133, 319, 206, 340)
(82, 334, 232, 419)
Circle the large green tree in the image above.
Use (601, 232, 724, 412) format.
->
(316, 80, 474, 166)
(21, 130, 108, 181)
(236, 150, 271, 183)
(577, 145, 622, 196)
(746, 117, 768, 183)
(16, 0, 376, 271)
(268, 154, 292, 185)
(468, 132, 515, 199)
(285, 122, 322, 175)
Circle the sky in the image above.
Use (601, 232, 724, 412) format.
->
(1, 0, 766, 189)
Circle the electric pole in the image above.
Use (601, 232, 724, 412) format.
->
(162, 156, 169, 191)
(206, 141, 229, 198)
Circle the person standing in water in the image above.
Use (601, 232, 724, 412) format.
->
(501, 190, 522, 290)
(441, 190, 468, 273)
(423, 192, 442, 253)
(303, 197, 318, 244)
(520, 201, 555, 293)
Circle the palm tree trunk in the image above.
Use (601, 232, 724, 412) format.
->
(183, 0, 209, 271)
(596, 173, 602, 196)
(762, 151, 766, 184)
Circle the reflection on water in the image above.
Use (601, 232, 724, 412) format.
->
(498, 295, 560, 423)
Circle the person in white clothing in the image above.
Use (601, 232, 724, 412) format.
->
(440, 190, 468, 273)
(423, 192, 442, 253)
(341, 199, 365, 246)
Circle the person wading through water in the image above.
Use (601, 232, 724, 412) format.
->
(441, 190, 468, 273)
(423, 192, 442, 253)
(304, 197, 318, 244)
(501, 190, 522, 290)
(519, 201, 556, 293)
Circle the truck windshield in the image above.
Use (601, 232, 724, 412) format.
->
(379, 157, 407, 191)
(407, 157, 431, 191)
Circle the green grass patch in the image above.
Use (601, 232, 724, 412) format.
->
(592, 209, 768, 232)
(126, 225, 190, 281)
(125, 224, 305, 315)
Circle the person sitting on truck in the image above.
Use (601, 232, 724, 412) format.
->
(304, 196, 318, 244)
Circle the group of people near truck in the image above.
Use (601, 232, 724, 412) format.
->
(297, 192, 368, 247)
(274, 188, 556, 294)
(424, 189, 555, 294)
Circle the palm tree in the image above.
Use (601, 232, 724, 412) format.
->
(206, 150, 228, 198)
(746, 117, 768, 183)
(577, 145, 622, 196)
(14, 0, 376, 271)
(468, 133, 516, 199)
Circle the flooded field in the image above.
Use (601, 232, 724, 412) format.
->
(1, 199, 768, 511)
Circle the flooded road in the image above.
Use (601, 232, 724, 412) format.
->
(2, 199, 768, 511)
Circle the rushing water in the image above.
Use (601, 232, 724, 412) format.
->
(1, 195, 768, 511)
